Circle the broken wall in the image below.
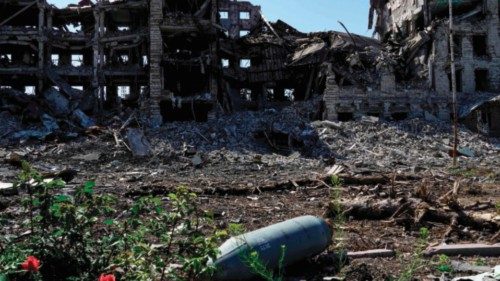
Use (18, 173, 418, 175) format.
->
(361, 0, 500, 129)
(218, 0, 261, 39)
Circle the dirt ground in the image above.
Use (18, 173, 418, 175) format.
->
(1, 115, 499, 280)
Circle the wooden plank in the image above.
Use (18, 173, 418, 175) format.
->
(425, 244, 500, 257)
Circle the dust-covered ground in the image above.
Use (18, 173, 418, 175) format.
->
(1, 106, 499, 280)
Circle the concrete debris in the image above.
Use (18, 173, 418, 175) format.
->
(41, 114, 60, 132)
(43, 88, 71, 117)
(153, 99, 332, 159)
(0, 182, 15, 196)
(316, 118, 499, 171)
(425, 243, 500, 257)
(0, 85, 97, 143)
(11, 129, 53, 141)
(191, 154, 203, 168)
(125, 128, 152, 158)
(0, 111, 21, 137)
(71, 109, 95, 129)
(71, 152, 101, 162)
(451, 261, 495, 274)
(451, 265, 500, 281)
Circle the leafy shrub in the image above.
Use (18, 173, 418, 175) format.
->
(0, 162, 223, 281)
(329, 175, 347, 270)
(435, 254, 452, 273)
(396, 227, 430, 281)
(240, 245, 286, 281)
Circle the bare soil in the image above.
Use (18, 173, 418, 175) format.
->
(1, 117, 499, 280)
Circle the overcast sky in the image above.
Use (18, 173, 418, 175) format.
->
(49, 0, 372, 36)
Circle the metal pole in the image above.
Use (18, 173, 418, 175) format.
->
(449, 0, 459, 167)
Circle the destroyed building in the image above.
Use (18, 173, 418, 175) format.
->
(1, 0, 499, 139)
(369, 0, 500, 136)
(0, 0, 267, 128)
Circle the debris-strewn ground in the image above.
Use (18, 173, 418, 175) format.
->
(1, 107, 499, 280)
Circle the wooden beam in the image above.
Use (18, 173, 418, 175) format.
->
(425, 244, 500, 257)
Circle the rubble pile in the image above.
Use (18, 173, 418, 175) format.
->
(1, 84, 498, 174)
(144, 105, 499, 173)
(316, 117, 500, 172)
(0, 87, 95, 143)
(151, 100, 332, 159)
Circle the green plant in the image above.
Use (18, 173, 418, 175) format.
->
(227, 223, 246, 236)
(448, 167, 478, 178)
(226, 223, 286, 281)
(240, 245, 286, 281)
(435, 254, 452, 273)
(330, 175, 343, 188)
(0, 162, 223, 281)
(495, 202, 500, 215)
(397, 227, 430, 281)
(329, 175, 348, 270)
(474, 257, 487, 267)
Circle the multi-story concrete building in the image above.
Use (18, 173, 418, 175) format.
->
(0, 0, 264, 127)
(322, 0, 500, 136)
(1, 0, 498, 136)
(370, 0, 500, 94)
(0, 0, 150, 110)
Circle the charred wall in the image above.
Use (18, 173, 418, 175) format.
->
(218, 0, 261, 39)
(359, 0, 500, 134)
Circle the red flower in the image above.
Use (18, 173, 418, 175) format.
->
(20, 256, 40, 272)
(98, 274, 116, 281)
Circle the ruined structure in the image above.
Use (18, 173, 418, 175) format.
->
(1, 0, 151, 124)
(0, 0, 259, 127)
(368, 0, 500, 135)
(1, 0, 499, 138)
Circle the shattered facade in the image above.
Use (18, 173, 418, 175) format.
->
(218, 0, 261, 39)
(0, 0, 256, 128)
(1, 0, 150, 127)
(369, 0, 500, 136)
(1, 0, 499, 138)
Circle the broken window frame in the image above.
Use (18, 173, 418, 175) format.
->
(240, 59, 251, 69)
(25, 86, 36, 95)
(474, 69, 489, 92)
(239, 30, 250, 37)
(219, 11, 229, 19)
(71, 54, 84, 67)
(51, 54, 60, 66)
(117, 85, 131, 99)
(239, 11, 250, 20)
(472, 34, 488, 58)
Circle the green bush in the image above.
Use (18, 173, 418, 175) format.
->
(396, 227, 430, 281)
(240, 245, 286, 281)
(435, 254, 452, 273)
(0, 162, 223, 281)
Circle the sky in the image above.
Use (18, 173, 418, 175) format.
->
(49, 0, 372, 35)
(250, 0, 371, 35)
